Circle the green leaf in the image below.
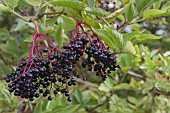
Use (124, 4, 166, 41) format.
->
(81, 91, 91, 103)
(50, 105, 67, 113)
(6, 0, 19, 9)
(118, 54, 134, 72)
(135, 34, 162, 41)
(42, 99, 50, 112)
(94, 27, 124, 51)
(112, 83, 132, 90)
(103, 77, 114, 90)
(56, 105, 80, 113)
(24, 35, 33, 42)
(85, 7, 104, 17)
(98, 83, 111, 92)
(51, 0, 85, 10)
(125, 3, 137, 21)
(153, 0, 162, 9)
(123, 31, 141, 42)
(82, 12, 100, 28)
(124, 41, 136, 55)
(89, 92, 99, 100)
(34, 99, 42, 113)
(62, 15, 76, 32)
(98, 77, 115, 92)
(106, 27, 124, 50)
(134, 45, 140, 56)
(0, 60, 11, 75)
(72, 95, 80, 105)
(88, 0, 94, 8)
(65, 8, 82, 20)
(55, 23, 63, 47)
(121, 0, 130, 5)
(105, 7, 124, 22)
(0, 4, 10, 12)
(25, 0, 42, 6)
(130, 77, 138, 88)
(1, 88, 11, 104)
(161, 1, 170, 10)
(94, 29, 116, 51)
(155, 82, 165, 90)
(74, 89, 82, 104)
(15, 19, 27, 31)
(48, 95, 62, 110)
(135, 0, 156, 12)
(127, 96, 138, 104)
(0, 28, 9, 41)
(144, 9, 167, 19)
(1, 38, 20, 57)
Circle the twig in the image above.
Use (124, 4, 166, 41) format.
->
(2, 0, 65, 23)
(34, 2, 45, 19)
(130, 18, 145, 24)
(31, 8, 65, 22)
(76, 78, 98, 88)
(151, 96, 155, 111)
(127, 71, 144, 80)
(117, 21, 128, 32)
(97, 16, 111, 26)
(91, 102, 104, 110)
(38, 12, 63, 18)
(106, 97, 110, 111)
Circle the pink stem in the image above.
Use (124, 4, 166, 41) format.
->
(71, 20, 106, 49)
(38, 36, 41, 56)
(15, 33, 38, 81)
(34, 21, 40, 33)
(38, 33, 62, 53)
(79, 24, 85, 33)
(34, 21, 42, 57)
(79, 22, 106, 48)
(39, 35, 51, 55)
(23, 33, 38, 72)
(72, 22, 79, 39)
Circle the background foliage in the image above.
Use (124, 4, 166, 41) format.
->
(0, 0, 170, 113)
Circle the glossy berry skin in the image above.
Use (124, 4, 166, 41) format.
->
(53, 90, 58, 94)
(43, 48, 48, 53)
(48, 96, 53, 101)
(67, 97, 72, 102)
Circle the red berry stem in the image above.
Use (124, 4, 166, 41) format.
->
(34, 21, 41, 56)
(15, 21, 63, 80)
(72, 21, 107, 49)
(38, 33, 62, 54)
(23, 33, 38, 73)
(72, 22, 79, 39)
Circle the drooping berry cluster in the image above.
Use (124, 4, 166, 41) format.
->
(83, 40, 120, 81)
(5, 21, 120, 102)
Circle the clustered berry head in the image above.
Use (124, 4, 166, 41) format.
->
(83, 39, 120, 81)
(5, 21, 120, 102)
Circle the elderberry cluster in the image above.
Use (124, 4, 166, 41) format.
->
(83, 39, 120, 81)
(5, 21, 120, 102)
(5, 36, 91, 102)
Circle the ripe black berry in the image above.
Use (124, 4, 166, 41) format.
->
(43, 48, 48, 53)
(39, 89, 44, 93)
(53, 90, 58, 94)
(67, 97, 72, 102)
(48, 96, 53, 101)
